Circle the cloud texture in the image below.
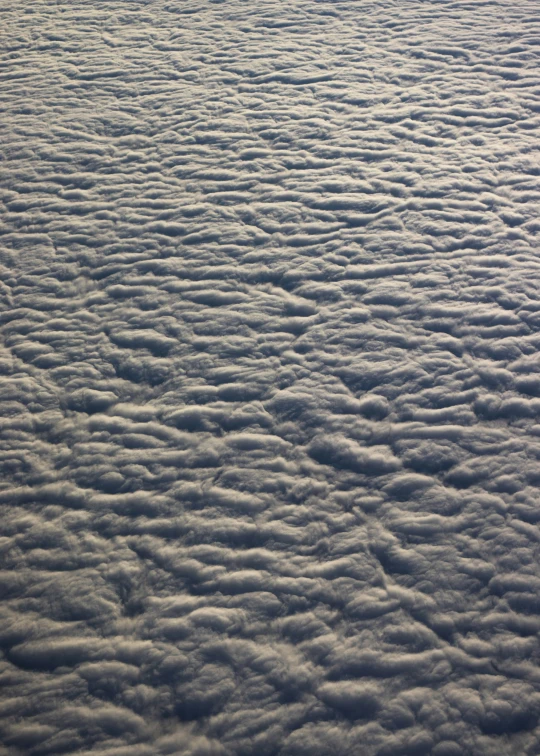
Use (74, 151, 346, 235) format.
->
(1, 0, 540, 753)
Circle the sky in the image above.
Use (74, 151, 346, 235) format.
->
(1, 0, 540, 754)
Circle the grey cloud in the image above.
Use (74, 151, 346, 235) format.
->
(1, 0, 540, 754)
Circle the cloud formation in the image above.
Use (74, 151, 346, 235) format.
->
(1, 0, 540, 754)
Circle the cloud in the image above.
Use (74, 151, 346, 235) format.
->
(1, 0, 540, 754)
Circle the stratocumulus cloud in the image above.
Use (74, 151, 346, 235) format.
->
(1, 0, 540, 754)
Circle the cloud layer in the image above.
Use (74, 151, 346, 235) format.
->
(1, 0, 540, 754)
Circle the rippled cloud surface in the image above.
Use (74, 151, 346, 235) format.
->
(1, 1, 540, 754)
